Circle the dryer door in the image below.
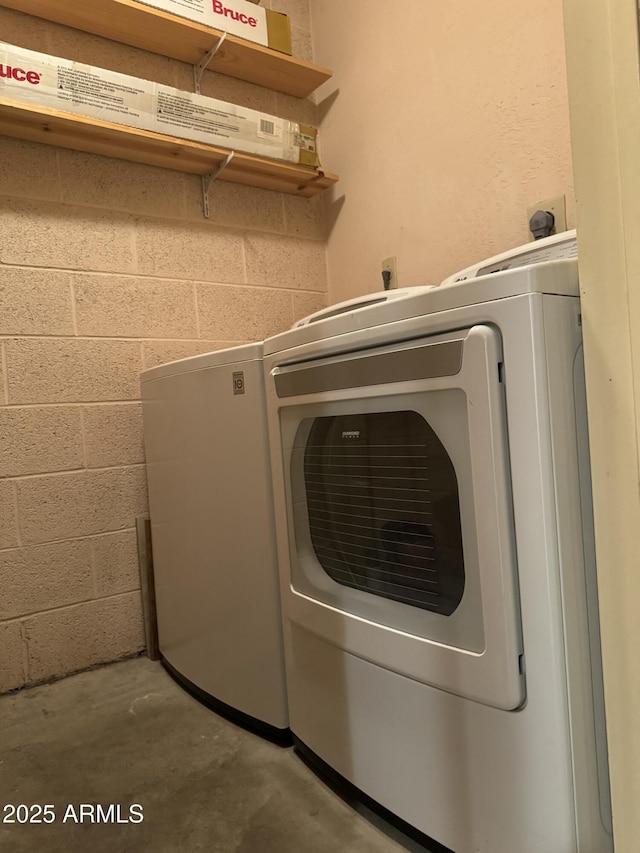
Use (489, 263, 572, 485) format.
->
(274, 325, 524, 711)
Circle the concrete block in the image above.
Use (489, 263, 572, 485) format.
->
(135, 219, 245, 283)
(186, 180, 285, 234)
(23, 591, 145, 683)
(290, 25, 314, 62)
(274, 90, 318, 124)
(0, 344, 6, 407)
(197, 285, 294, 339)
(0, 480, 18, 551)
(0, 7, 50, 52)
(46, 27, 179, 86)
(0, 407, 84, 477)
(58, 150, 189, 219)
(0, 621, 26, 693)
(0, 138, 60, 202)
(82, 404, 144, 469)
(244, 234, 327, 290)
(293, 291, 327, 323)
(0, 540, 94, 621)
(141, 340, 241, 370)
(92, 529, 140, 597)
(0, 200, 135, 274)
(0, 268, 74, 336)
(17, 467, 149, 545)
(283, 194, 326, 240)
(5, 339, 142, 404)
(73, 274, 197, 339)
(171, 60, 204, 93)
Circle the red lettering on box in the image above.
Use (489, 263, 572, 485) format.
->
(0, 64, 41, 84)
(211, 1, 258, 28)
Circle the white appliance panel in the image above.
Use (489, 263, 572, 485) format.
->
(141, 346, 289, 732)
(274, 325, 524, 711)
(264, 254, 612, 853)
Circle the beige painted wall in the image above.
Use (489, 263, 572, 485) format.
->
(310, 0, 575, 299)
(563, 0, 640, 848)
(0, 0, 327, 693)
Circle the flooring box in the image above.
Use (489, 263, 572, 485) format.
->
(0, 42, 319, 166)
(139, 0, 292, 54)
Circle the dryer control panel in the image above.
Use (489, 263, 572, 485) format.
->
(442, 230, 578, 285)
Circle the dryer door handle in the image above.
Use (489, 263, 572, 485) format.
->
(273, 336, 464, 399)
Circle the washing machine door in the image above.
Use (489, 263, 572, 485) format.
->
(273, 324, 524, 711)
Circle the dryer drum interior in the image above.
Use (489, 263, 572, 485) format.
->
(301, 409, 465, 617)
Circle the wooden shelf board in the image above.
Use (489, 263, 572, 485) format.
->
(0, 99, 338, 197)
(0, 0, 332, 98)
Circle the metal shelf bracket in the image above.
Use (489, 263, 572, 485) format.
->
(201, 151, 236, 218)
(193, 32, 228, 94)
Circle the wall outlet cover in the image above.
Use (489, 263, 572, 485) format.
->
(382, 256, 398, 289)
(526, 195, 567, 241)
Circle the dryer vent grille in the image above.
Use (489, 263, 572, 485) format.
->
(303, 411, 465, 615)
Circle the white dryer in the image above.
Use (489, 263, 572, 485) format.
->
(141, 343, 290, 744)
(263, 233, 613, 851)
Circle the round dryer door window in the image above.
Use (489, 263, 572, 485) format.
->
(302, 411, 465, 617)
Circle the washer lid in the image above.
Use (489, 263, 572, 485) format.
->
(140, 341, 264, 384)
(291, 286, 435, 328)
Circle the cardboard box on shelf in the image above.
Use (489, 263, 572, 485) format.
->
(138, 0, 291, 55)
(0, 42, 319, 167)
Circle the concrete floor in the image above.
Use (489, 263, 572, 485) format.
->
(0, 657, 430, 853)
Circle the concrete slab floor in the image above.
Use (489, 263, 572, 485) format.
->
(0, 657, 430, 853)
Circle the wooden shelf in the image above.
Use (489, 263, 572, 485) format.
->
(0, 98, 338, 197)
(0, 0, 332, 98)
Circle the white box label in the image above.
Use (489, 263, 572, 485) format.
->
(0, 46, 155, 130)
(138, 0, 269, 47)
(0, 42, 308, 164)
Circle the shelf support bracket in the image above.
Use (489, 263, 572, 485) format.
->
(201, 151, 235, 218)
(193, 32, 227, 94)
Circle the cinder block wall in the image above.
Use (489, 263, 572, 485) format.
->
(0, 0, 327, 693)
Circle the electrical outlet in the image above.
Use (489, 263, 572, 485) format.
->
(526, 195, 567, 241)
(382, 256, 398, 290)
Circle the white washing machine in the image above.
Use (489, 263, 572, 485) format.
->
(263, 232, 613, 851)
(141, 343, 290, 744)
